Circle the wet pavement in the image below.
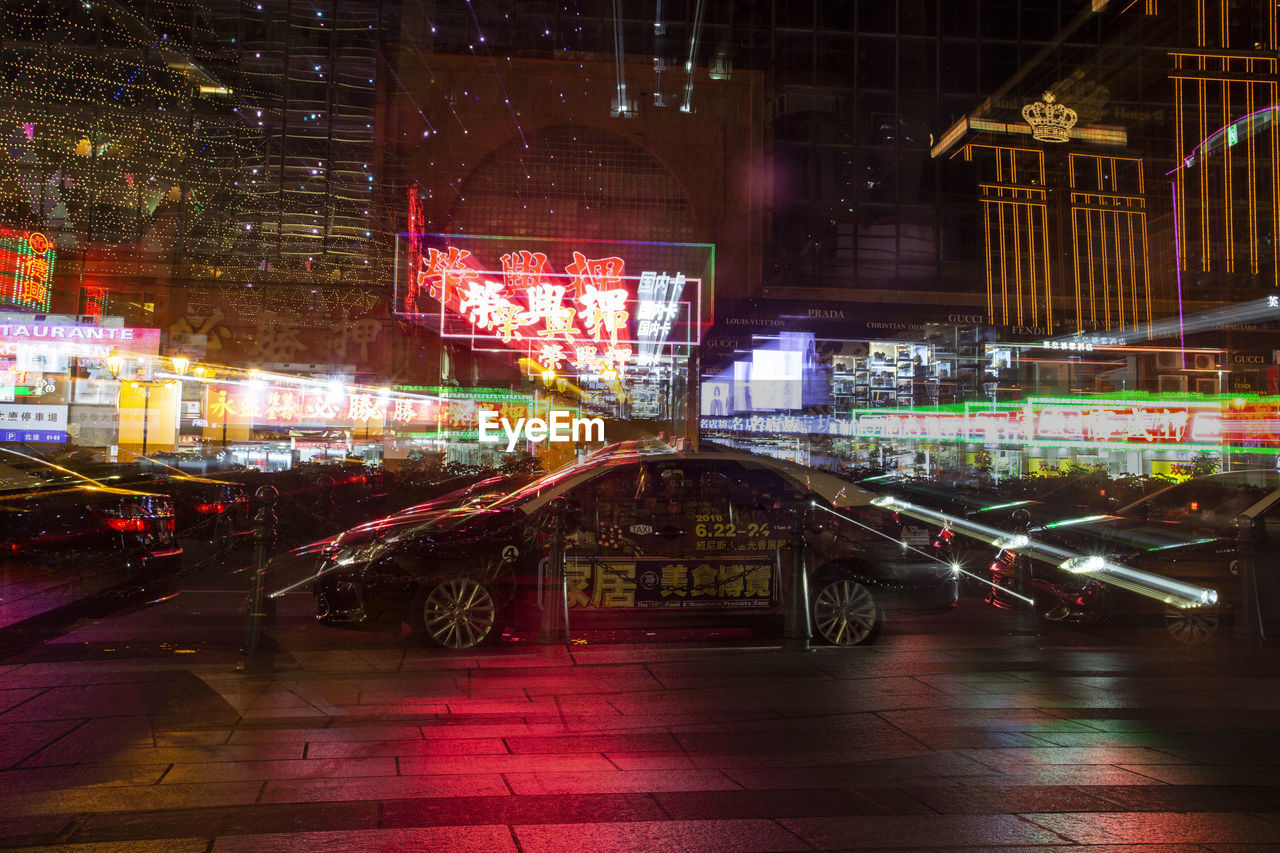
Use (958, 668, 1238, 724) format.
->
(0, 564, 1279, 851)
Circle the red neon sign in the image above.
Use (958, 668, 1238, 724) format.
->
(1, 227, 54, 312)
(415, 244, 634, 372)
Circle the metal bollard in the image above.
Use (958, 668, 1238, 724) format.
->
(782, 503, 813, 651)
(539, 498, 570, 645)
(243, 485, 279, 659)
(1234, 515, 1264, 647)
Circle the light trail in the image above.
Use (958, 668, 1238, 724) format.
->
(864, 494, 1218, 610)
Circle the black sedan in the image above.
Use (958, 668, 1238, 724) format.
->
(0, 457, 182, 575)
(984, 469, 1280, 644)
(313, 448, 959, 648)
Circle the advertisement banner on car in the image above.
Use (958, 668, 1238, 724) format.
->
(565, 557, 774, 608)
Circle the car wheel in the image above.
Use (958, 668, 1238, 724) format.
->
(415, 577, 498, 649)
(811, 577, 883, 646)
(1164, 604, 1220, 645)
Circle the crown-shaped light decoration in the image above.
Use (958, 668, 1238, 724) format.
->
(1022, 91, 1077, 143)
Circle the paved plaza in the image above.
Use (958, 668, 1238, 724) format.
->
(0, 581, 1279, 851)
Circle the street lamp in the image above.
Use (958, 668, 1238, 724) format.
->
(170, 356, 191, 453)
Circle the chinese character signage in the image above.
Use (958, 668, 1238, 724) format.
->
(0, 227, 55, 312)
(204, 384, 533, 435)
(0, 403, 67, 443)
(564, 557, 774, 609)
(396, 233, 713, 375)
(849, 399, 1223, 447)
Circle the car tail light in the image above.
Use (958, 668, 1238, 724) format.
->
(194, 501, 230, 514)
(104, 517, 149, 533)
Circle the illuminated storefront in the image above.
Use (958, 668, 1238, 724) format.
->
(0, 319, 161, 447)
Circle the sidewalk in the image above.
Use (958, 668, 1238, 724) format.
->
(1, 582, 1279, 851)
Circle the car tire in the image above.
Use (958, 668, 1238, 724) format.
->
(413, 577, 499, 649)
(1163, 604, 1220, 645)
(811, 577, 884, 646)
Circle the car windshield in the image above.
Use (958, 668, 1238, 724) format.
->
(486, 458, 612, 510)
(1118, 470, 1279, 528)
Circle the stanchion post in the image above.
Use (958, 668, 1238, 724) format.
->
(782, 502, 812, 651)
(1234, 515, 1264, 648)
(243, 485, 279, 660)
(540, 497, 569, 645)
(1009, 510, 1039, 641)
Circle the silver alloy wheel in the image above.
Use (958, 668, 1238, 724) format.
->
(422, 578, 496, 649)
(812, 578, 880, 646)
(1164, 605, 1219, 645)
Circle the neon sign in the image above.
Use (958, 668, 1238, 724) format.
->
(1, 227, 55, 312)
(80, 284, 108, 317)
(396, 234, 713, 378)
(849, 400, 1223, 448)
(204, 384, 532, 432)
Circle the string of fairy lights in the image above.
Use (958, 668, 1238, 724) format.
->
(1, 0, 718, 339)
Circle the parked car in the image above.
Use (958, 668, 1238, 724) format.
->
(313, 448, 959, 648)
(984, 468, 1280, 644)
(292, 470, 541, 565)
(40, 457, 254, 548)
(0, 456, 182, 575)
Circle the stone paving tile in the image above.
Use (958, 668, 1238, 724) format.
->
(0, 780, 264, 815)
(379, 792, 668, 828)
(70, 801, 381, 843)
(401, 753, 615, 774)
(153, 730, 235, 746)
(2, 840, 209, 853)
(0, 684, 169, 723)
(780, 813, 1065, 849)
(902, 783, 1122, 814)
(522, 712, 744, 735)
(0, 663, 176, 690)
(1156, 746, 1280, 765)
(1113, 763, 1280, 786)
(305, 737, 509, 758)
(258, 773, 510, 803)
(505, 732, 682, 754)
(957, 765, 1179, 787)
(514, 818, 809, 853)
(958, 746, 1192, 769)
(727, 765, 959, 793)
(0, 763, 169, 791)
(907, 730, 1061, 750)
(654, 787, 875, 820)
(603, 686, 776, 716)
(1024, 811, 1280, 845)
(603, 751, 763, 771)
(0, 813, 76, 847)
(977, 840, 1218, 845)
(502, 768, 740, 795)
(20, 716, 156, 766)
(211, 824, 518, 852)
(43, 742, 306, 767)
(1019, 730, 1202, 749)
(0, 719, 82, 769)
(1080, 785, 1280, 813)
(0, 687, 45, 714)
(878, 707, 1105, 732)
(228, 724, 425, 743)
(163, 756, 396, 783)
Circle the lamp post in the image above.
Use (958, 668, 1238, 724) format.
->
(169, 356, 190, 453)
(105, 353, 124, 457)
